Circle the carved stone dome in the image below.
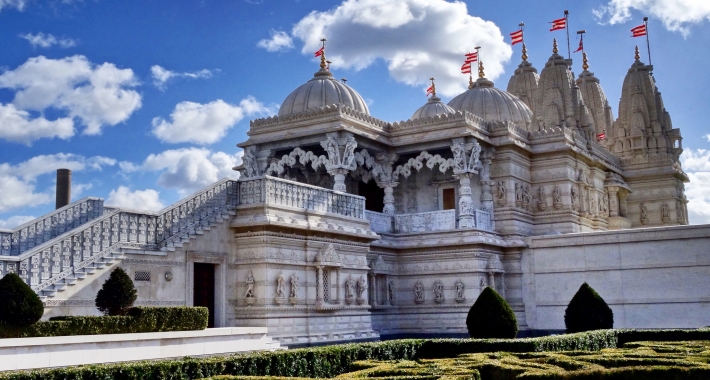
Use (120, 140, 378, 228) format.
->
(448, 77, 533, 128)
(278, 69, 370, 117)
(411, 95, 455, 120)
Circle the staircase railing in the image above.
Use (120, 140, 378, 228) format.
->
(0, 179, 239, 292)
(0, 198, 105, 257)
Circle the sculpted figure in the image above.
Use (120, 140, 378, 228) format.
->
(523, 185, 532, 204)
(515, 182, 522, 203)
(345, 277, 355, 298)
(244, 270, 255, 298)
(571, 186, 578, 203)
(480, 277, 487, 289)
(455, 280, 465, 299)
(640, 202, 648, 223)
(276, 274, 285, 298)
(356, 276, 366, 298)
(553, 185, 561, 204)
(290, 274, 299, 298)
(468, 141, 482, 171)
(497, 181, 506, 200)
(433, 281, 444, 302)
(451, 142, 466, 172)
(414, 281, 424, 303)
(388, 281, 395, 303)
(342, 137, 357, 168)
(661, 203, 670, 219)
(538, 186, 545, 202)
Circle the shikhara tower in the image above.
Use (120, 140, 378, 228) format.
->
(0, 41, 704, 344)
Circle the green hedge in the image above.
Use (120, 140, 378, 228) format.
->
(0, 307, 208, 338)
(617, 329, 710, 347)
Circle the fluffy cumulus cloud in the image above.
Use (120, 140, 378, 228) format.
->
(681, 149, 710, 224)
(151, 97, 274, 144)
(594, 0, 710, 36)
(121, 148, 242, 196)
(106, 187, 164, 211)
(150, 65, 213, 90)
(0, 153, 116, 213)
(0, 103, 74, 144)
(0, 215, 35, 229)
(20, 33, 76, 48)
(0, 55, 141, 136)
(263, 0, 511, 97)
(257, 30, 294, 52)
(0, 0, 25, 12)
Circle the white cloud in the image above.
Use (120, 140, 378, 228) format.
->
(20, 33, 76, 48)
(0, 215, 35, 229)
(151, 97, 274, 145)
(594, 0, 710, 36)
(122, 148, 242, 196)
(150, 65, 213, 90)
(0, 0, 26, 12)
(268, 0, 511, 97)
(0, 55, 141, 135)
(680, 148, 710, 224)
(0, 153, 116, 213)
(257, 30, 294, 52)
(680, 148, 710, 172)
(106, 186, 164, 211)
(0, 103, 74, 144)
(704, 134, 710, 142)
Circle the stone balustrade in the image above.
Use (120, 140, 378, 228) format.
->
(365, 211, 393, 233)
(474, 209, 493, 231)
(0, 198, 104, 257)
(239, 176, 366, 220)
(394, 210, 456, 234)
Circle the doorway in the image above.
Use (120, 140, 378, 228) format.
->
(193, 263, 215, 328)
(359, 180, 385, 212)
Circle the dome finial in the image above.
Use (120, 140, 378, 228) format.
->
(634, 45, 640, 61)
(478, 60, 485, 78)
(468, 74, 474, 89)
(429, 77, 436, 97)
(319, 38, 327, 69)
(522, 42, 528, 61)
(553, 38, 559, 54)
(582, 51, 589, 70)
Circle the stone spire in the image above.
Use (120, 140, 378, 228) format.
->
(614, 45, 681, 159)
(506, 43, 540, 114)
(576, 51, 614, 149)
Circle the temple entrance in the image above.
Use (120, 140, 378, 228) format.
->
(359, 180, 384, 212)
(193, 263, 215, 328)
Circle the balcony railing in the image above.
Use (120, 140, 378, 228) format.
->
(365, 209, 493, 234)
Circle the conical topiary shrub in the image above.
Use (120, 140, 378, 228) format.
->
(564, 282, 613, 333)
(95, 267, 137, 316)
(0, 273, 44, 326)
(466, 286, 518, 339)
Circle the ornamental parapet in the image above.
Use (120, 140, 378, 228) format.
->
(249, 104, 390, 132)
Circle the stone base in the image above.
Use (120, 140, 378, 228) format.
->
(607, 216, 632, 230)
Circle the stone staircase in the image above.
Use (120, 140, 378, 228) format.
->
(0, 179, 239, 301)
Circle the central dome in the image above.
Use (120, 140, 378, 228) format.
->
(448, 77, 533, 128)
(278, 69, 370, 117)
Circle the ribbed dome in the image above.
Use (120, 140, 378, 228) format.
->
(410, 96, 455, 120)
(278, 69, 369, 117)
(448, 77, 533, 128)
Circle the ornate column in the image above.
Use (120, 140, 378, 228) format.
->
(479, 148, 495, 212)
(316, 266, 324, 306)
(378, 182, 398, 215)
(487, 272, 496, 291)
(451, 138, 483, 229)
(321, 133, 358, 193)
(607, 187, 620, 217)
(372, 153, 399, 215)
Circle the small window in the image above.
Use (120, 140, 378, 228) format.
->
(443, 188, 456, 210)
(134, 271, 151, 282)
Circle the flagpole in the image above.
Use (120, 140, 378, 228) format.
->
(475, 46, 482, 78)
(564, 10, 571, 59)
(519, 22, 527, 60)
(644, 17, 652, 65)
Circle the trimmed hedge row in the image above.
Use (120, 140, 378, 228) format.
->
(0, 307, 208, 338)
(0, 330, 617, 380)
(617, 329, 710, 347)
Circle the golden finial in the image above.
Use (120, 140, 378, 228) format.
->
(468, 74, 474, 89)
(553, 38, 559, 54)
(521, 42, 528, 61)
(429, 77, 436, 97)
(634, 45, 640, 61)
(582, 52, 589, 70)
(478, 61, 485, 78)
(319, 38, 327, 69)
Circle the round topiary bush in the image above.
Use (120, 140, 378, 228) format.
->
(0, 273, 44, 326)
(466, 286, 518, 339)
(95, 267, 137, 316)
(564, 282, 614, 333)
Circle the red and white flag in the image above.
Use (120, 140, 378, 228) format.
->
(574, 38, 583, 53)
(314, 47, 324, 57)
(597, 132, 606, 140)
(510, 30, 523, 45)
(464, 52, 478, 63)
(426, 85, 434, 97)
(550, 17, 566, 31)
(631, 24, 647, 37)
(461, 62, 472, 74)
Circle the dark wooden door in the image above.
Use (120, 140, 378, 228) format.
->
(193, 263, 215, 328)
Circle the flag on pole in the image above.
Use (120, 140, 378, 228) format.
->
(550, 17, 566, 31)
(426, 85, 434, 97)
(597, 132, 606, 140)
(631, 24, 647, 37)
(461, 62, 472, 74)
(574, 37, 583, 53)
(314, 47, 324, 57)
(464, 52, 478, 63)
(510, 30, 523, 45)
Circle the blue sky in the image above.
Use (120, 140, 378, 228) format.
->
(1, 0, 710, 228)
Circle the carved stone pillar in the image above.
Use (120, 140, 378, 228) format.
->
(457, 173, 475, 228)
(487, 272, 495, 291)
(618, 189, 629, 217)
(316, 266, 324, 306)
(607, 187, 620, 217)
(378, 182, 398, 216)
(479, 150, 494, 212)
(500, 273, 506, 299)
(330, 168, 348, 193)
(368, 273, 377, 306)
(321, 133, 358, 193)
